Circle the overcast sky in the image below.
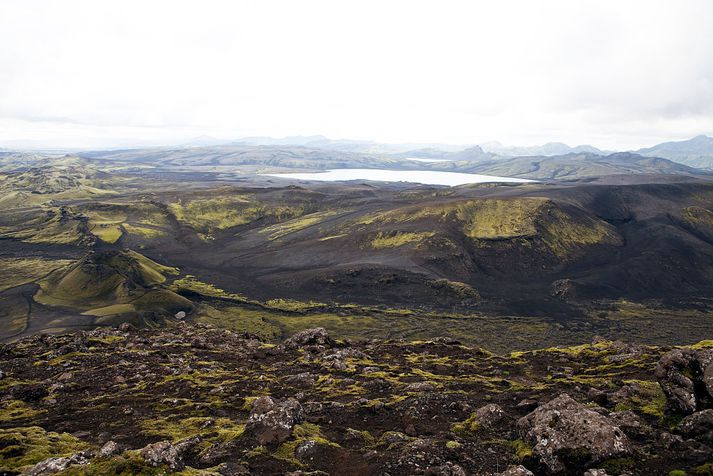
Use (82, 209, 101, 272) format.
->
(1, 0, 712, 150)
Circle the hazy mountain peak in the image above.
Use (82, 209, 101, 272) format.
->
(636, 134, 713, 169)
(479, 141, 606, 157)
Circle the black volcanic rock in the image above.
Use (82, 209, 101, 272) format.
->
(517, 393, 631, 473)
(2, 325, 711, 475)
(655, 348, 713, 414)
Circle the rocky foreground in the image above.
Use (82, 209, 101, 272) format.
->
(1, 324, 712, 476)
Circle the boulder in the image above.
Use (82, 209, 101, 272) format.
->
(294, 439, 319, 462)
(517, 393, 631, 473)
(583, 470, 610, 476)
(245, 396, 304, 445)
(474, 403, 505, 428)
(405, 381, 436, 392)
(655, 348, 713, 414)
(25, 457, 71, 475)
(550, 279, 576, 300)
(98, 440, 120, 457)
(24, 453, 90, 475)
(676, 409, 713, 445)
(140, 437, 200, 470)
(283, 328, 335, 349)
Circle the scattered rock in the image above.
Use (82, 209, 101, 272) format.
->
(497, 465, 535, 476)
(405, 381, 436, 392)
(659, 431, 685, 449)
(295, 439, 319, 462)
(474, 403, 505, 428)
(283, 328, 335, 349)
(587, 387, 608, 406)
(25, 457, 71, 475)
(655, 348, 713, 414)
(217, 461, 251, 475)
(175, 310, 187, 319)
(285, 372, 316, 387)
(676, 409, 713, 444)
(381, 431, 411, 445)
(140, 437, 200, 470)
(583, 470, 610, 476)
(425, 461, 467, 475)
(609, 410, 653, 440)
(56, 371, 73, 381)
(550, 278, 576, 300)
(24, 452, 90, 476)
(517, 393, 631, 473)
(431, 337, 461, 346)
(515, 399, 538, 413)
(99, 440, 120, 457)
(245, 396, 304, 445)
(68, 452, 91, 465)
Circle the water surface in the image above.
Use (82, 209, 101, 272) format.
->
(262, 168, 534, 186)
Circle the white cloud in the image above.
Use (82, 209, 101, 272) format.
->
(1, 0, 712, 150)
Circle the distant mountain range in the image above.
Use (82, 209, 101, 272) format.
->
(636, 135, 713, 169)
(5, 134, 713, 174)
(228, 134, 713, 170)
(479, 141, 608, 157)
(457, 152, 703, 181)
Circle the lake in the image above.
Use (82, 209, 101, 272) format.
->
(262, 168, 534, 187)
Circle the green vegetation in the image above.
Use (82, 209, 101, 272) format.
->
(271, 423, 339, 467)
(0, 257, 74, 292)
(538, 204, 622, 258)
(170, 275, 249, 302)
(616, 380, 667, 419)
(261, 210, 339, 240)
(33, 250, 185, 318)
(264, 298, 327, 312)
(0, 426, 91, 473)
(0, 400, 46, 422)
(82, 207, 127, 243)
(195, 305, 281, 339)
(82, 303, 137, 317)
(0, 208, 93, 245)
(55, 453, 167, 476)
(681, 206, 713, 236)
(692, 464, 713, 476)
(456, 198, 544, 239)
(428, 279, 481, 299)
(510, 439, 533, 460)
(122, 223, 166, 238)
(139, 416, 245, 444)
(169, 194, 307, 233)
(90, 223, 123, 243)
(451, 412, 480, 435)
(369, 231, 435, 248)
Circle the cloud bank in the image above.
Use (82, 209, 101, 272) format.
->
(1, 0, 712, 149)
